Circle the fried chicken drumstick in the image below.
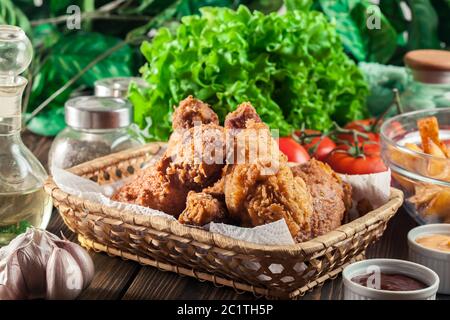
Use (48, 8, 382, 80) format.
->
(291, 159, 352, 241)
(112, 96, 225, 216)
(222, 104, 314, 238)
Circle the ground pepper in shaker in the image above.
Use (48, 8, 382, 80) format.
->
(48, 96, 143, 172)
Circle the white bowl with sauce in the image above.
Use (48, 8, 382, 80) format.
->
(342, 258, 439, 300)
(408, 224, 450, 294)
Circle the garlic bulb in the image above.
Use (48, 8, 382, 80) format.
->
(0, 228, 94, 300)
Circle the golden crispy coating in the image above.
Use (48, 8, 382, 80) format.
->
(178, 191, 228, 226)
(167, 123, 226, 189)
(291, 159, 352, 241)
(202, 176, 225, 201)
(224, 102, 262, 129)
(113, 97, 225, 217)
(111, 160, 189, 216)
(223, 121, 313, 238)
(224, 164, 313, 237)
(172, 95, 219, 130)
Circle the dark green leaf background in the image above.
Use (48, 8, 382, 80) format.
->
(312, 0, 448, 65)
(26, 32, 133, 135)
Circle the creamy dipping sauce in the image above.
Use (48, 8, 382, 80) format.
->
(351, 272, 427, 291)
(416, 234, 450, 253)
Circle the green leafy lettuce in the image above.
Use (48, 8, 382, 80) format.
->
(130, 5, 368, 141)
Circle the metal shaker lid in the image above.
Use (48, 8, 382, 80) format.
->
(65, 96, 133, 129)
(404, 50, 450, 84)
(94, 77, 148, 98)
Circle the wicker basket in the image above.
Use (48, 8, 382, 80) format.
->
(44, 143, 404, 299)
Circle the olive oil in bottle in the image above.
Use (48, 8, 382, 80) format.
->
(0, 25, 53, 245)
(0, 188, 53, 245)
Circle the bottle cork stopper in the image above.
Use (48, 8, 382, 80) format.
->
(404, 50, 450, 72)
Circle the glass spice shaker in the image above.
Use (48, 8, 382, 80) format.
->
(94, 77, 148, 98)
(0, 25, 52, 245)
(48, 96, 143, 172)
(401, 50, 450, 111)
(94, 77, 149, 141)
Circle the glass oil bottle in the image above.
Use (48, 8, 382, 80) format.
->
(0, 25, 52, 245)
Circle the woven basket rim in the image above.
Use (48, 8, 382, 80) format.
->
(44, 143, 404, 257)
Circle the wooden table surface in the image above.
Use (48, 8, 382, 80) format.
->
(24, 132, 449, 300)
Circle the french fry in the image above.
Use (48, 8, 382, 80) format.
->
(423, 188, 450, 220)
(417, 117, 449, 157)
(427, 139, 447, 158)
(390, 143, 423, 172)
(405, 142, 423, 153)
(396, 117, 450, 222)
(409, 184, 442, 207)
(426, 140, 450, 180)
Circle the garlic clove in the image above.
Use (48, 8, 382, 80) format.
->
(46, 247, 83, 300)
(53, 240, 94, 289)
(16, 242, 48, 299)
(0, 230, 33, 262)
(0, 252, 28, 300)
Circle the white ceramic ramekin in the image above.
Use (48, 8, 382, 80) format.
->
(343, 258, 439, 300)
(408, 224, 450, 295)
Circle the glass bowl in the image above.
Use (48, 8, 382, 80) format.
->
(380, 108, 450, 225)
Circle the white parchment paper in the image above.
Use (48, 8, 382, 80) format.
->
(52, 168, 391, 246)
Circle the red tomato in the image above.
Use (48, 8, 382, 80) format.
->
(325, 143, 387, 175)
(339, 119, 380, 143)
(278, 137, 310, 164)
(294, 129, 336, 161)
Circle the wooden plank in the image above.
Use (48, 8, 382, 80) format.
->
(79, 255, 141, 300)
(122, 267, 253, 300)
(367, 208, 416, 260)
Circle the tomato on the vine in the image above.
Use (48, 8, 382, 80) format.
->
(338, 119, 380, 143)
(278, 137, 310, 164)
(325, 143, 387, 175)
(294, 129, 336, 161)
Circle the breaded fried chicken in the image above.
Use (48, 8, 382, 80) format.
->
(114, 96, 353, 242)
(224, 103, 262, 164)
(113, 97, 225, 217)
(167, 123, 225, 189)
(178, 190, 228, 226)
(111, 159, 189, 216)
(202, 176, 225, 201)
(172, 95, 219, 130)
(167, 96, 219, 155)
(223, 120, 314, 238)
(177, 175, 228, 226)
(224, 102, 262, 129)
(291, 159, 352, 241)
